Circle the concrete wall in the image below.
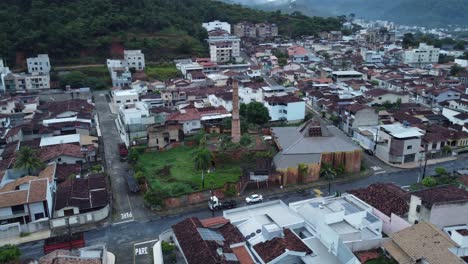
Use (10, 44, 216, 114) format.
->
(345, 237, 389, 252)
(372, 208, 411, 235)
(48, 155, 86, 165)
(55, 206, 80, 218)
(50, 204, 109, 229)
(352, 109, 379, 129)
(29, 202, 46, 221)
(369, 93, 409, 105)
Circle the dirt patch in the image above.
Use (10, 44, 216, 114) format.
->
(157, 165, 172, 178)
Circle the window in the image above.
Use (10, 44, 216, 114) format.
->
(58, 158, 62, 162)
(34, 213, 44, 220)
(64, 209, 74, 216)
(416, 205, 421, 213)
(432, 143, 437, 149)
(11, 205, 24, 214)
(116, 100, 121, 103)
(407, 145, 412, 150)
(126, 100, 131, 103)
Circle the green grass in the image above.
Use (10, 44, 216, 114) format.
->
(136, 146, 241, 197)
(145, 63, 181, 81)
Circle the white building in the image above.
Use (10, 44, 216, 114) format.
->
(264, 95, 305, 123)
(455, 59, 468, 67)
(208, 35, 241, 63)
(239, 84, 265, 104)
(124, 50, 145, 70)
(106, 59, 126, 69)
(27, 54, 51, 74)
(0, 59, 11, 93)
(403, 43, 440, 68)
(290, 194, 384, 253)
(3, 72, 50, 91)
(111, 89, 139, 109)
(202, 20, 231, 34)
(107, 59, 132, 87)
(360, 48, 383, 64)
(223, 199, 363, 264)
(331, 71, 363, 83)
(116, 102, 152, 147)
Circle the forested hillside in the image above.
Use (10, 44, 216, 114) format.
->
(227, 0, 468, 27)
(0, 0, 343, 66)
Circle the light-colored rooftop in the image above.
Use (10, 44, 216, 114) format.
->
(331, 70, 363, 76)
(380, 123, 424, 139)
(40, 134, 80, 147)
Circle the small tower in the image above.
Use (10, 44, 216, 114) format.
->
(231, 79, 241, 143)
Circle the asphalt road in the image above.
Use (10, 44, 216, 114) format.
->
(93, 92, 154, 223)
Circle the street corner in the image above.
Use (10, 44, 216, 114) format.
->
(133, 239, 158, 264)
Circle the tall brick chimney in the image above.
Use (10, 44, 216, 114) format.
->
(231, 79, 241, 143)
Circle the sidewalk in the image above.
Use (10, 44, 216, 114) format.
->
(0, 230, 51, 247)
(379, 156, 457, 169)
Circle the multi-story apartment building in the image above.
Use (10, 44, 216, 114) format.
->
(256, 23, 278, 38)
(123, 50, 145, 70)
(233, 22, 257, 38)
(207, 34, 241, 63)
(27, 54, 51, 74)
(403, 43, 440, 68)
(0, 59, 11, 93)
(3, 72, 50, 92)
(233, 22, 279, 39)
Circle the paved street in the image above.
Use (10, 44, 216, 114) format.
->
(93, 92, 154, 223)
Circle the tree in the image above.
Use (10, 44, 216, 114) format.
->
(320, 163, 337, 195)
(193, 147, 212, 190)
(239, 134, 252, 147)
(461, 51, 468, 60)
(403, 33, 416, 49)
(421, 177, 437, 188)
(14, 147, 44, 175)
(128, 148, 139, 163)
(0, 244, 21, 263)
(241, 102, 270, 126)
(59, 71, 88, 88)
(395, 98, 402, 109)
(434, 167, 447, 176)
(450, 64, 467, 77)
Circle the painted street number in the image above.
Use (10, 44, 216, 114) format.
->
(121, 212, 133, 220)
(135, 247, 148, 255)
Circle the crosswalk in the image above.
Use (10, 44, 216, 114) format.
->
(371, 166, 386, 175)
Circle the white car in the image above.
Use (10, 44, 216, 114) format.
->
(245, 194, 263, 204)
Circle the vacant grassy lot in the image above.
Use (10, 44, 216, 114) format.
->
(145, 62, 181, 81)
(137, 146, 241, 197)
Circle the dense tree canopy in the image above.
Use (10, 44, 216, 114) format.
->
(240, 102, 270, 125)
(0, 0, 343, 67)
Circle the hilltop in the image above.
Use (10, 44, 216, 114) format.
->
(227, 0, 468, 27)
(0, 0, 343, 67)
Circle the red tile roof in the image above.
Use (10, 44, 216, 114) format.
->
(40, 144, 85, 162)
(349, 183, 410, 216)
(253, 229, 312, 263)
(172, 217, 245, 264)
(412, 185, 468, 207)
(200, 217, 230, 228)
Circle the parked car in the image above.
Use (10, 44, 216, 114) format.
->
(118, 143, 128, 161)
(245, 194, 263, 204)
